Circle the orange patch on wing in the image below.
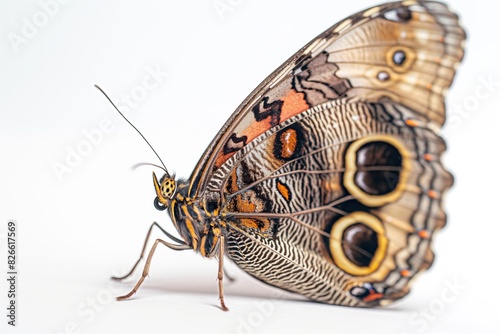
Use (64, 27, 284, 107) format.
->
(243, 117, 274, 147)
(418, 229, 430, 239)
(236, 195, 257, 213)
(279, 128, 298, 159)
(277, 180, 291, 202)
(281, 89, 310, 120)
(405, 119, 419, 127)
(427, 189, 439, 199)
(215, 152, 230, 168)
(240, 218, 270, 231)
(423, 153, 434, 161)
(243, 90, 308, 143)
(227, 170, 239, 193)
(215, 90, 309, 168)
(400, 269, 411, 277)
(363, 293, 384, 303)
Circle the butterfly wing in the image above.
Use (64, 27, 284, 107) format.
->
(192, 1, 465, 306)
(187, 0, 465, 199)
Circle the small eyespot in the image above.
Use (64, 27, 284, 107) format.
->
(350, 286, 370, 299)
(384, 7, 412, 22)
(377, 71, 390, 81)
(393, 50, 406, 66)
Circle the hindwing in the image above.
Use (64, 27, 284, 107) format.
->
(215, 99, 452, 305)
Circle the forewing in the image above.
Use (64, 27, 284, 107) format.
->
(188, 0, 465, 198)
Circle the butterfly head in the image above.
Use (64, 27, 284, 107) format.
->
(153, 171, 177, 210)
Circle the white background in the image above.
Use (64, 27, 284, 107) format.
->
(1, 0, 499, 333)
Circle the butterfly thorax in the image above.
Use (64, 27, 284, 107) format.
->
(165, 179, 225, 258)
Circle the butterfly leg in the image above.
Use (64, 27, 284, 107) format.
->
(217, 235, 229, 311)
(112, 222, 186, 281)
(116, 238, 190, 300)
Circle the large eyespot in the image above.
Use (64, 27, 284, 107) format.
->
(330, 212, 387, 276)
(343, 135, 411, 207)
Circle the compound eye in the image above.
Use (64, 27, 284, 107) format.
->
(152, 172, 176, 204)
(161, 178, 177, 199)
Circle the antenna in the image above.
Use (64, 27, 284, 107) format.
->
(94, 84, 170, 177)
(132, 162, 169, 174)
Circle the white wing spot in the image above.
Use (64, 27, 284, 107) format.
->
(416, 31, 430, 41)
(363, 6, 380, 17)
(333, 19, 352, 34)
(377, 71, 390, 82)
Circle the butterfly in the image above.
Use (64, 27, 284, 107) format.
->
(112, 0, 465, 310)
